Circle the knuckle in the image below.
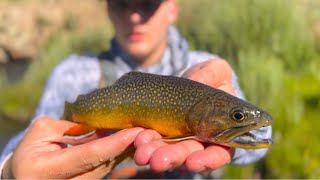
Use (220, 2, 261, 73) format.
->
(32, 116, 52, 129)
(80, 157, 95, 171)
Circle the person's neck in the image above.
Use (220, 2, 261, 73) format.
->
(133, 42, 167, 68)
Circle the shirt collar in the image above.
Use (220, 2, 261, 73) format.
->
(108, 26, 189, 76)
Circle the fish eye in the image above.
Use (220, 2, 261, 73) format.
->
(232, 110, 246, 121)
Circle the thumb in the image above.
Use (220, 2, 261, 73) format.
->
(44, 127, 144, 178)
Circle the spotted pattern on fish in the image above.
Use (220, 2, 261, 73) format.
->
(63, 72, 272, 148)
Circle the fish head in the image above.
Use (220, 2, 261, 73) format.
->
(186, 94, 273, 149)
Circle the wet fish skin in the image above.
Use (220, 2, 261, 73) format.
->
(63, 72, 272, 149)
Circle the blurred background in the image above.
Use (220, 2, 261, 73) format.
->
(0, 0, 319, 178)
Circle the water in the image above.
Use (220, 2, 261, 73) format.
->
(0, 119, 28, 154)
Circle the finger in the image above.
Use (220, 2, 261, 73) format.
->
(71, 147, 138, 179)
(27, 117, 111, 150)
(61, 130, 118, 145)
(27, 117, 77, 139)
(134, 129, 162, 146)
(70, 153, 128, 179)
(185, 145, 232, 172)
(148, 140, 204, 172)
(43, 127, 144, 178)
(182, 59, 233, 89)
(17, 117, 79, 152)
(216, 83, 236, 96)
(134, 139, 167, 166)
(69, 160, 117, 179)
(133, 129, 166, 165)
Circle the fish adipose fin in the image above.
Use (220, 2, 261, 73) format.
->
(64, 124, 96, 136)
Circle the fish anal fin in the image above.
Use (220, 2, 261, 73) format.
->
(64, 124, 96, 136)
(160, 136, 197, 142)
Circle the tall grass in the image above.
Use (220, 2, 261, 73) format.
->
(178, 0, 320, 178)
(178, 0, 316, 71)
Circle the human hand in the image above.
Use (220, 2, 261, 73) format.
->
(6, 116, 143, 179)
(182, 59, 236, 95)
(133, 59, 235, 173)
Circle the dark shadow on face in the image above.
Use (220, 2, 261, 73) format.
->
(107, 0, 164, 23)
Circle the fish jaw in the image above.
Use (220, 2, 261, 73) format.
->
(224, 131, 273, 149)
(211, 117, 273, 149)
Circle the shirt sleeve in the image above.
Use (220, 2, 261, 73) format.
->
(0, 152, 12, 179)
(0, 55, 101, 165)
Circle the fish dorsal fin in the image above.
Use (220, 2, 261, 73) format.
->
(112, 71, 143, 85)
(160, 136, 197, 142)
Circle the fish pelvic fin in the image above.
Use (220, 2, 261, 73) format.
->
(64, 124, 96, 136)
(62, 102, 73, 120)
(160, 136, 197, 142)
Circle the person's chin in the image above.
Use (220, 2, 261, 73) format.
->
(127, 43, 149, 54)
(130, 51, 148, 61)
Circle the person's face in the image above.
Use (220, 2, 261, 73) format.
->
(107, 0, 178, 62)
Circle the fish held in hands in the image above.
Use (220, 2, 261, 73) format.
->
(63, 72, 273, 149)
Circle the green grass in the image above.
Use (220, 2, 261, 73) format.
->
(178, 0, 320, 178)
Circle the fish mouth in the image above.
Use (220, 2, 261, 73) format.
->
(212, 120, 273, 149)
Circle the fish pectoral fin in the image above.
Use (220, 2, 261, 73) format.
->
(160, 136, 197, 142)
(64, 124, 96, 136)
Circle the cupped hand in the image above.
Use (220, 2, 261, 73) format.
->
(9, 117, 143, 179)
(134, 130, 233, 172)
(133, 59, 235, 172)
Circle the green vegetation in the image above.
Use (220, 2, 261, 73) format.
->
(0, 27, 112, 121)
(178, 0, 320, 178)
(1, 0, 319, 178)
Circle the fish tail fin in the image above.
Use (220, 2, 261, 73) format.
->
(62, 101, 73, 120)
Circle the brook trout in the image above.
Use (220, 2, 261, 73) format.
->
(63, 72, 272, 149)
